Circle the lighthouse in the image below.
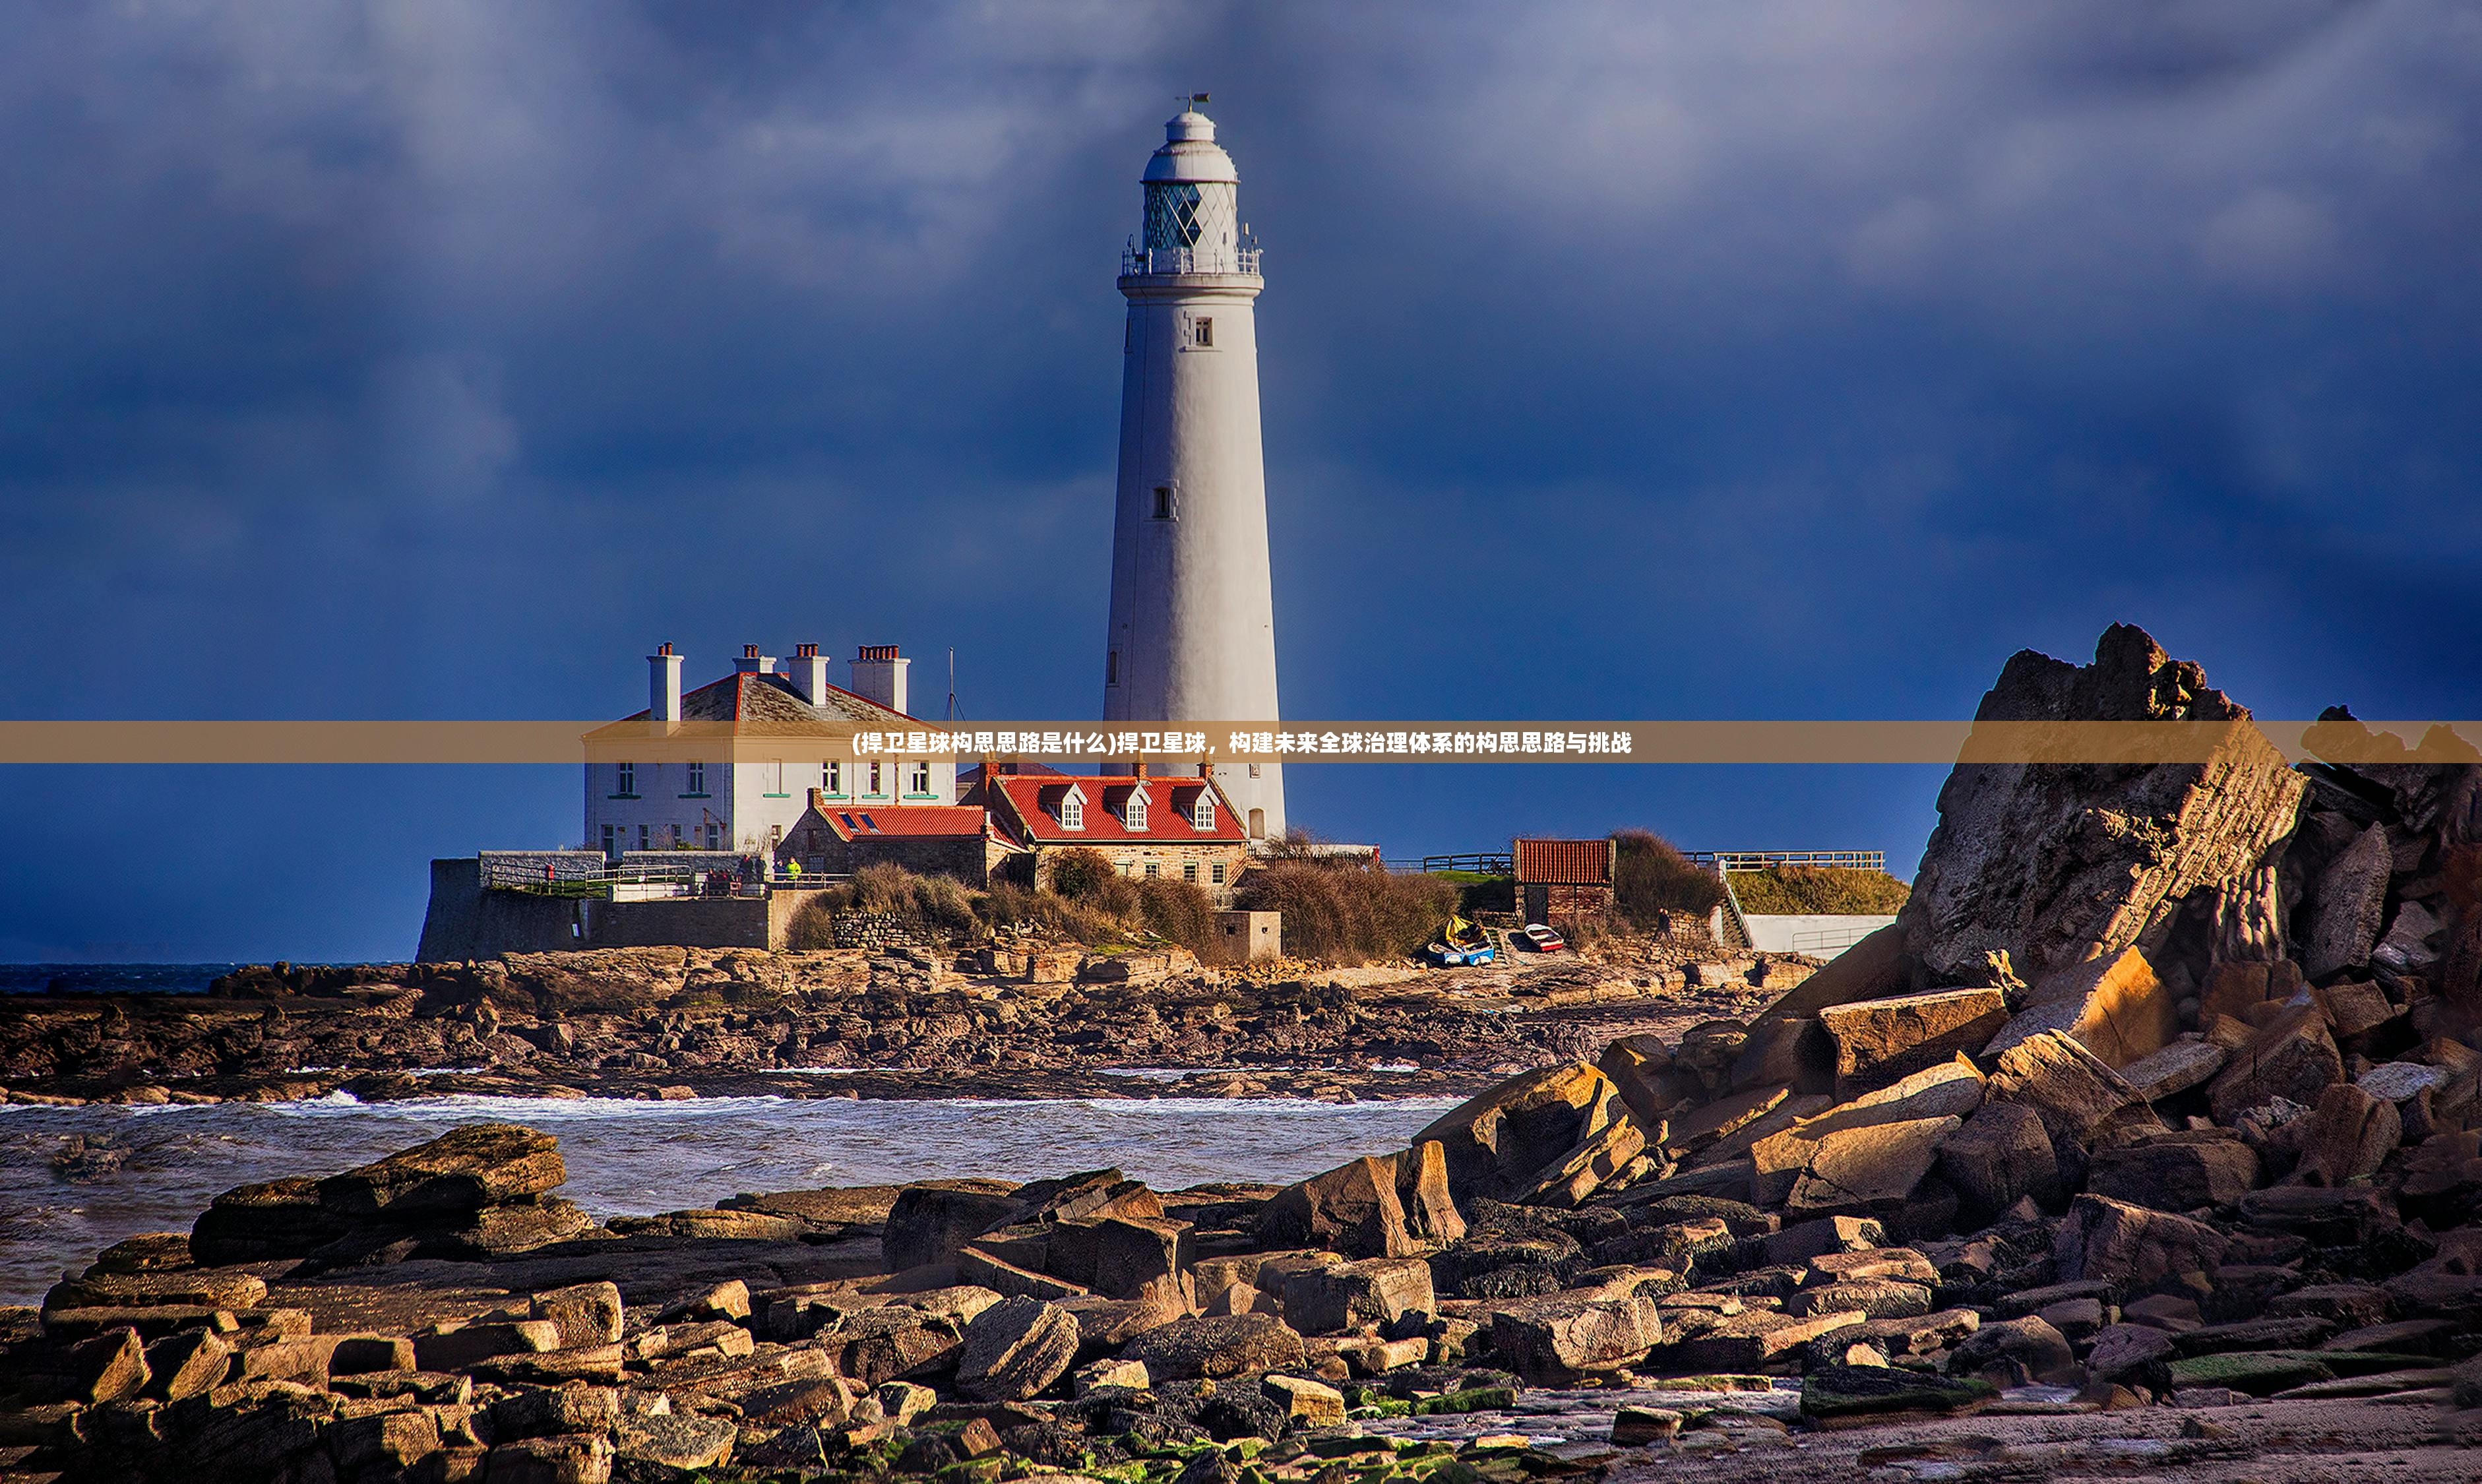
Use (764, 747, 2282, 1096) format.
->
(1102, 98, 1286, 841)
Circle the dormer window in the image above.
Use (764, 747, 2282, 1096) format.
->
(1058, 787, 1085, 830)
(1192, 793, 1215, 830)
(1125, 791, 1148, 831)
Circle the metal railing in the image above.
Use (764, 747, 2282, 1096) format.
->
(1379, 852, 1515, 875)
(1687, 850, 1887, 873)
(1791, 920, 1892, 954)
(1121, 245, 1262, 276)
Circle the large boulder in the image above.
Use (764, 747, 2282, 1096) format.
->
(1937, 1101, 2063, 1223)
(2087, 1134, 2258, 1211)
(1784, 1116, 1962, 1218)
(956, 1297, 1080, 1402)
(2290, 1084, 2402, 1187)
(1985, 1030, 2164, 1166)
(316, 1125, 565, 1217)
(1816, 989, 2007, 1096)
(1257, 1158, 1413, 1258)
(1412, 1062, 1625, 1201)
(883, 1183, 1028, 1272)
(2053, 1194, 2230, 1288)
(1121, 1314, 1305, 1382)
(1393, 1142, 1467, 1245)
(1751, 1059, 1986, 1205)
(1490, 1294, 1663, 1384)
(2305, 823, 2391, 981)
(1982, 947, 2179, 1070)
(1899, 625, 2305, 987)
(2206, 1006, 2344, 1124)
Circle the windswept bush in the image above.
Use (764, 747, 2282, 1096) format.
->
(1611, 829, 1724, 925)
(784, 862, 980, 948)
(1045, 847, 1140, 917)
(1136, 877, 1217, 954)
(1233, 859, 1458, 965)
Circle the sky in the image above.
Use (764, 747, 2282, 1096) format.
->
(3, 1, 2478, 962)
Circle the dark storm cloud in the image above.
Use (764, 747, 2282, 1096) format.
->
(1, 1, 2477, 957)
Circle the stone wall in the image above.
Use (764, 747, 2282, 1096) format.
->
(416, 859, 586, 963)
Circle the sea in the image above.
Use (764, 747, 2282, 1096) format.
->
(0, 1090, 1458, 1307)
(0, 964, 239, 996)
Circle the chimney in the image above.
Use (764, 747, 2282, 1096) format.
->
(850, 644, 909, 716)
(648, 643, 682, 725)
(789, 643, 831, 707)
(734, 643, 777, 677)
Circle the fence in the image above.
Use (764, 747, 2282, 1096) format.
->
(482, 857, 849, 901)
(1379, 852, 1515, 875)
(1686, 850, 1888, 873)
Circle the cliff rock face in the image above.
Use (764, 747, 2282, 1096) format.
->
(1901, 624, 2305, 987)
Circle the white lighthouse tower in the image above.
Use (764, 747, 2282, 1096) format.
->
(1102, 98, 1286, 841)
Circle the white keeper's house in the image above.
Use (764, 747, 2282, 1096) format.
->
(582, 642, 958, 859)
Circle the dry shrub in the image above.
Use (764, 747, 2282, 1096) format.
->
(1234, 860, 1458, 965)
(1611, 829, 1723, 926)
(1047, 847, 1140, 917)
(976, 881, 1132, 948)
(787, 863, 980, 946)
(1137, 877, 1217, 954)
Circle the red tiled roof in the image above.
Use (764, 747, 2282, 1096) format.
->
(1513, 838, 1613, 885)
(987, 774, 1245, 844)
(814, 804, 989, 840)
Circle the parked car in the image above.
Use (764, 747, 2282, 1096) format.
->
(1521, 923, 1566, 953)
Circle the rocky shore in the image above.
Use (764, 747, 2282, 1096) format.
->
(11, 623, 2482, 1482)
(0, 944, 1792, 1109)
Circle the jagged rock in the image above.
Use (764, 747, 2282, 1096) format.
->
(1785, 1116, 1961, 1218)
(2306, 823, 2392, 980)
(2312, 979, 2397, 1039)
(956, 1297, 1080, 1402)
(1123, 1314, 1306, 1382)
(2375, 901, 2445, 972)
(617, 1411, 736, 1471)
(1511, 1115, 1646, 1208)
(1816, 989, 2007, 1096)
(1260, 1373, 1345, 1425)
(487, 1382, 621, 1440)
(2291, 1083, 2402, 1187)
(1751, 1059, 1986, 1204)
(2207, 1006, 2344, 1123)
(44, 1268, 268, 1312)
(2088, 1133, 2260, 1211)
(28, 1328, 149, 1405)
(1762, 1216, 1886, 1266)
(140, 1329, 230, 1402)
(1258, 1156, 1414, 1258)
(2054, 1194, 2230, 1287)
(483, 1433, 614, 1483)
(1785, 1280, 1930, 1320)
(882, 1182, 1027, 1272)
(1949, 1314, 2080, 1386)
(1281, 1257, 1435, 1335)
(821, 1307, 965, 1385)
(1657, 1309, 1861, 1371)
(2212, 864, 2287, 963)
(2118, 1039, 2229, 1101)
(2085, 1322, 2177, 1384)
(1985, 1030, 2164, 1167)
(317, 1123, 564, 1216)
(1900, 625, 2306, 986)
(414, 1318, 561, 1371)
(1754, 922, 1913, 1022)
(1490, 1293, 1663, 1382)
(1394, 1141, 1466, 1245)
(1936, 1101, 2063, 1223)
(1412, 1062, 1624, 1202)
(330, 1409, 443, 1474)
(1983, 947, 2178, 1070)
(1051, 1215, 1193, 1308)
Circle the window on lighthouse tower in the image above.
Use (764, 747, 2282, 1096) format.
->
(1152, 487, 1173, 520)
(1193, 318, 1214, 348)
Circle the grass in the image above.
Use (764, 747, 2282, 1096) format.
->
(1727, 865, 1912, 915)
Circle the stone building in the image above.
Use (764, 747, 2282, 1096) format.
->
(982, 766, 1249, 899)
(1512, 837, 1616, 926)
(772, 793, 1016, 888)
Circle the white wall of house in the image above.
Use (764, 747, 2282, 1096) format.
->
(1740, 913, 1900, 960)
(584, 754, 957, 857)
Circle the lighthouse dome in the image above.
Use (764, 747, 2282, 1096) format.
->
(1142, 107, 1239, 185)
